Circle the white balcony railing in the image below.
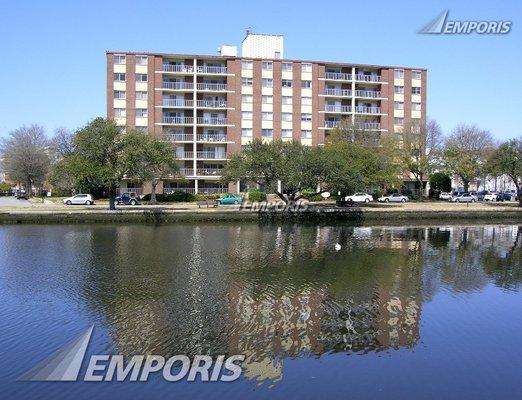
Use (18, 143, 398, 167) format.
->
(163, 64, 194, 73)
(324, 72, 352, 80)
(354, 90, 381, 98)
(165, 133, 193, 142)
(196, 151, 227, 159)
(325, 105, 352, 113)
(179, 168, 195, 176)
(162, 99, 194, 107)
(355, 74, 381, 82)
(196, 65, 227, 74)
(177, 151, 194, 159)
(355, 106, 381, 114)
(359, 122, 381, 130)
(324, 88, 352, 97)
(163, 82, 194, 90)
(324, 120, 341, 128)
(196, 117, 228, 125)
(162, 116, 194, 124)
(196, 83, 228, 91)
(196, 100, 227, 108)
(196, 168, 223, 176)
(164, 187, 196, 194)
(197, 134, 228, 142)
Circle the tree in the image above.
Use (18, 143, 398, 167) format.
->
(485, 137, 522, 206)
(443, 125, 494, 192)
(429, 172, 452, 196)
(1, 125, 50, 197)
(400, 119, 443, 198)
(120, 131, 179, 204)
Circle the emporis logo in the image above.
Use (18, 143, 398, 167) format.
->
(419, 10, 512, 35)
(18, 326, 244, 382)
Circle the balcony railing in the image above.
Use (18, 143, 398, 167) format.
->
(165, 133, 193, 142)
(177, 151, 194, 159)
(196, 65, 227, 74)
(196, 117, 228, 125)
(179, 168, 195, 176)
(324, 88, 352, 97)
(354, 90, 381, 98)
(358, 122, 381, 130)
(354, 74, 381, 82)
(355, 106, 381, 114)
(163, 82, 194, 90)
(164, 187, 196, 194)
(196, 168, 223, 176)
(324, 72, 352, 80)
(197, 134, 228, 142)
(325, 105, 352, 113)
(196, 83, 228, 91)
(196, 100, 228, 108)
(196, 151, 227, 159)
(163, 64, 194, 73)
(324, 120, 341, 128)
(162, 99, 194, 107)
(162, 116, 194, 124)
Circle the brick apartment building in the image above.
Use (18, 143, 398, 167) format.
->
(107, 32, 427, 195)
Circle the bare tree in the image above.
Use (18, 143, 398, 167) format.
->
(1, 125, 50, 196)
(50, 127, 75, 159)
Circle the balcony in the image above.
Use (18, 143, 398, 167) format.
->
(179, 168, 195, 176)
(163, 64, 194, 73)
(354, 90, 382, 98)
(323, 88, 352, 97)
(325, 105, 352, 113)
(197, 134, 228, 142)
(324, 120, 341, 128)
(196, 83, 229, 92)
(355, 106, 381, 114)
(358, 122, 381, 130)
(196, 168, 223, 176)
(196, 117, 228, 126)
(354, 74, 381, 82)
(196, 100, 228, 108)
(324, 72, 352, 81)
(196, 65, 228, 74)
(196, 151, 228, 160)
(162, 116, 194, 125)
(163, 82, 194, 90)
(162, 99, 194, 107)
(177, 151, 194, 159)
(165, 133, 193, 142)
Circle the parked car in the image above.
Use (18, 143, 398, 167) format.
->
(378, 193, 409, 203)
(63, 194, 94, 205)
(439, 192, 452, 200)
(217, 193, 244, 205)
(115, 193, 140, 205)
(450, 192, 477, 203)
(344, 193, 373, 203)
(476, 190, 489, 201)
(15, 190, 28, 200)
(498, 192, 515, 202)
(484, 192, 498, 202)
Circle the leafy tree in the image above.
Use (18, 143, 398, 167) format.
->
(443, 125, 494, 192)
(485, 137, 522, 206)
(120, 131, 179, 204)
(0, 181, 11, 193)
(429, 172, 452, 196)
(0, 125, 50, 197)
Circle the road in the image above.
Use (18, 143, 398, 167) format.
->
(0, 196, 34, 208)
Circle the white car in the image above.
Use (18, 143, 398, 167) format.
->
(484, 193, 498, 202)
(439, 192, 452, 200)
(378, 193, 409, 203)
(344, 193, 373, 203)
(63, 194, 95, 205)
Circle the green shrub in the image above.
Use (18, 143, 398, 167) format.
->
(248, 189, 267, 202)
(141, 191, 197, 202)
(300, 189, 323, 202)
(197, 193, 222, 200)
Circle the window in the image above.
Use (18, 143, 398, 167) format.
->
(262, 129, 273, 138)
(114, 55, 126, 64)
(114, 90, 126, 99)
(301, 97, 312, 106)
(136, 55, 148, 65)
(282, 79, 293, 88)
(301, 113, 312, 122)
(301, 130, 312, 139)
(241, 77, 253, 86)
(411, 118, 421, 127)
(274, 51, 281, 59)
(394, 85, 404, 94)
(302, 63, 312, 72)
(282, 113, 292, 121)
(412, 70, 422, 79)
(262, 95, 273, 104)
(282, 63, 293, 71)
(114, 108, 126, 117)
(242, 94, 253, 103)
(394, 101, 404, 110)
(282, 129, 293, 138)
(136, 73, 148, 82)
(262, 78, 273, 88)
(262, 61, 273, 70)
(262, 112, 273, 121)
(136, 91, 148, 100)
(242, 60, 253, 70)
(114, 73, 126, 82)
(242, 111, 253, 120)
(241, 128, 253, 137)
(136, 109, 148, 118)
(394, 69, 404, 79)
(301, 80, 312, 89)
(282, 96, 293, 105)
(412, 102, 421, 111)
(394, 117, 404, 126)
(412, 87, 421, 95)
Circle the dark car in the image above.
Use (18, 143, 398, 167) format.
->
(115, 193, 140, 205)
(476, 190, 489, 201)
(497, 192, 514, 202)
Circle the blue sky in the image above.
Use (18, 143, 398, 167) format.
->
(0, 0, 520, 140)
